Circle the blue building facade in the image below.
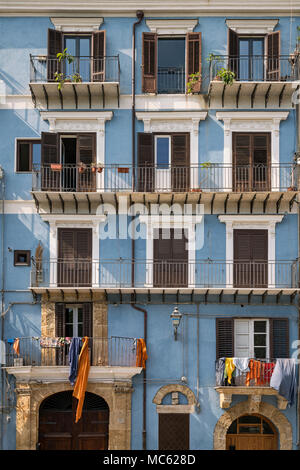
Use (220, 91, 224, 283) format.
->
(0, 0, 300, 451)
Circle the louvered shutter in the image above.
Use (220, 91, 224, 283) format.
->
(92, 30, 106, 82)
(55, 303, 66, 337)
(187, 32, 202, 93)
(75, 229, 92, 286)
(216, 318, 234, 359)
(233, 133, 251, 192)
(48, 29, 62, 81)
(270, 318, 289, 359)
(137, 133, 154, 191)
(171, 134, 190, 191)
(234, 320, 251, 357)
(58, 229, 75, 286)
(77, 133, 96, 191)
(234, 230, 268, 288)
(142, 32, 157, 93)
(228, 28, 239, 78)
(41, 132, 60, 191)
(83, 303, 93, 337)
(58, 229, 92, 286)
(267, 31, 280, 81)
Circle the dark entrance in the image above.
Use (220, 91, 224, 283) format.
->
(38, 391, 109, 450)
(159, 413, 190, 450)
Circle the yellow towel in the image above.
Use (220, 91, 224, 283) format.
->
(73, 337, 90, 423)
(136, 338, 148, 369)
(225, 358, 235, 384)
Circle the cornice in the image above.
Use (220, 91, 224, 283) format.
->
(146, 18, 198, 35)
(0, 1, 299, 16)
(50, 16, 103, 32)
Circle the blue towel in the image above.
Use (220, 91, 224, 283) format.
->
(68, 338, 82, 386)
(270, 359, 297, 407)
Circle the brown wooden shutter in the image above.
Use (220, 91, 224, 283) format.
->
(55, 303, 66, 337)
(171, 134, 190, 191)
(92, 30, 106, 82)
(228, 28, 239, 77)
(142, 32, 157, 93)
(153, 229, 188, 287)
(159, 414, 189, 450)
(77, 133, 96, 191)
(186, 32, 202, 93)
(270, 318, 289, 359)
(267, 31, 280, 81)
(83, 303, 93, 337)
(137, 132, 154, 191)
(216, 318, 234, 359)
(41, 132, 60, 190)
(58, 229, 92, 286)
(48, 29, 62, 81)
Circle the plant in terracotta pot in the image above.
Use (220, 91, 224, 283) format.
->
(216, 68, 235, 85)
(54, 48, 75, 90)
(78, 162, 86, 174)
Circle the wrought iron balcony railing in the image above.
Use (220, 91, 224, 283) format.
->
(4, 336, 138, 368)
(209, 55, 299, 82)
(216, 358, 280, 388)
(157, 66, 185, 94)
(32, 163, 298, 193)
(30, 259, 299, 290)
(30, 55, 120, 83)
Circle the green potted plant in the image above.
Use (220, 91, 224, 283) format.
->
(187, 72, 200, 94)
(216, 68, 235, 85)
(54, 48, 75, 90)
(72, 72, 82, 83)
(191, 162, 212, 192)
(91, 163, 104, 173)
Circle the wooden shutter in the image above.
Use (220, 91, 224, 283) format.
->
(228, 28, 239, 77)
(77, 133, 96, 191)
(216, 318, 234, 359)
(55, 303, 66, 337)
(48, 29, 62, 81)
(267, 31, 280, 81)
(159, 414, 189, 450)
(41, 132, 60, 191)
(186, 32, 202, 92)
(142, 32, 157, 93)
(234, 230, 268, 288)
(83, 303, 93, 337)
(153, 229, 188, 287)
(171, 134, 190, 191)
(92, 30, 106, 82)
(58, 229, 92, 286)
(137, 133, 154, 191)
(270, 318, 289, 359)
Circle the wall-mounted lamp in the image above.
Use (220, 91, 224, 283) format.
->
(170, 306, 182, 341)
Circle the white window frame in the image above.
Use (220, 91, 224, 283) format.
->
(65, 304, 84, 337)
(234, 318, 270, 359)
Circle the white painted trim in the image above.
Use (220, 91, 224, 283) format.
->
(156, 404, 195, 414)
(5, 365, 143, 383)
(216, 112, 289, 192)
(225, 19, 278, 35)
(51, 17, 103, 32)
(0, 200, 37, 214)
(40, 214, 106, 288)
(139, 214, 203, 288)
(146, 19, 198, 35)
(218, 215, 284, 288)
(136, 111, 207, 190)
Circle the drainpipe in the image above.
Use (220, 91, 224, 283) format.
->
(0, 168, 4, 450)
(130, 10, 147, 450)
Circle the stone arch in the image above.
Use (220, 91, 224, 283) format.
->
(214, 399, 293, 450)
(153, 384, 197, 405)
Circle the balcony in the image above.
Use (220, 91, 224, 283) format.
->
(208, 55, 299, 108)
(31, 163, 298, 213)
(157, 66, 185, 94)
(4, 336, 142, 383)
(30, 259, 299, 300)
(29, 55, 120, 109)
(215, 357, 291, 410)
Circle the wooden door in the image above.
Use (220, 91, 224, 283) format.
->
(234, 229, 268, 288)
(159, 414, 189, 450)
(226, 415, 277, 450)
(41, 132, 60, 191)
(39, 392, 109, 451)
(153, 228, 188, 287)
(58, 228, 92, 287)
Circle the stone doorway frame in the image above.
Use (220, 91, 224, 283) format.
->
(213, 398, 293, 450)
(16, 381, 133, 450)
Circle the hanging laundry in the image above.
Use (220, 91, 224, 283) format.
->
(215, 357, 226, 386)
(224, 358, 235, 385)
(13, 338, 20, 356)
(246, 359, 263, 386)
(261, 362, 275, 385)
(270, 359, 297, 407)
(68, 337, 82, 386)
(73, 337, 90, 423)
(233, 357, 250, 375)
(40, 337, 63, 348)
(135, 338, 148, 369)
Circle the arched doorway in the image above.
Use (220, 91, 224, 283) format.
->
(38, 391, 109, 450)
(226, 414, 278, 450)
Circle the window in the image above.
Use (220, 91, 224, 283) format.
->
(55, 303, 92, 337)
(14, 250, 31, 266)
(65, 305, 84, 337)
(157, 38, 186, 93)
(234, 319, 269, 359)
(239, 37, 264, 81)
(16, 139, 41, 172)
(64, 35, 91, 82)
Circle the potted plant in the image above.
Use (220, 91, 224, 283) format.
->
(216, 68, 235, 85)
(72, 72, 83, 83)
(54, 48, 75, 90)
(186, 72, 201, 94)
(78, 162, 86, 174)
(91, 163, 104, 173)
(118, 167, 129, 174)
(50, 163, 62, 171)
(191, 162, 212, 191)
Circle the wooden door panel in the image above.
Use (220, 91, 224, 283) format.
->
(40, 435, 72, 450)
(154, 229, 188, 287)
(159, 414, 189, 450)
(234, 229, 268, 288)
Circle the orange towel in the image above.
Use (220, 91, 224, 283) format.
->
(136, 338, 148, 369)
(13, 338, 20, 356)
(246, 359, 262, 386)
(73, 337, 90, 423)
